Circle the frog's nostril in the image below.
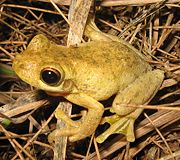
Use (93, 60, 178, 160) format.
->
(19, 63, 26, 69)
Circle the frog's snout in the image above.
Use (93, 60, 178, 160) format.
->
(13, 55, 23, 71)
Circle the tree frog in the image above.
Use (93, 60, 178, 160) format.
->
(12, 19, 164, 143)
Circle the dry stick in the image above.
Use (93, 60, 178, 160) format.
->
(35, 0, 180, 6)
(152, 14, 159, 47)
(100, 0, 179, 6)
(71, 152, 85, 159)
(0, 124, 34, 160)
(0, 19, 26, 39)
(119, 1, 166, 37)
(93, 138, 101, 160)
(0, 11, 56, 39)
(116, 103, 180, 111)
(129, 136, 154, 158)
(153, 138, 167, 150)
(85, 133, 95, 159)
(50, 0, 85, 43)
(0, 41, 26, 45)
(28, 9, 40, 20)
(0, 130, 53, 150)
(11, 110, 55, 160)
(67, 0, 92, 46)
(124, 143, 131, 160)
(0, 46, 14, 60)
(129, 23, 141, 44)
(98, 18, 122, 32)
(0, 125, 24, 160)
(49, 0, 70, 26)
(158, 150, 180, 160)
(144, 113, 173, 156)
(157, 48, 178, 59)
(53, 102, 72, 160)
(89, 110, 180, 159)
(129, 122, 180, 158)
(2, 4, 63, 15)
(2, 100, 48, 118)
(160, 90, 180, 100)
(164, 36, 179, 53)
(151, 13, 175, 53)
(12, 12, 58, 39)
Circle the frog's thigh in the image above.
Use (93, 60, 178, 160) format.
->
(112, 69, 164, 116)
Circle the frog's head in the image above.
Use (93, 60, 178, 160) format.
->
(13, 34, 75, 96)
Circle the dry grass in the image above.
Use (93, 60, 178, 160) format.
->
(0, 0, 179, 159)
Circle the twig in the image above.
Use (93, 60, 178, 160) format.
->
(89, 110, 180, 159)
(35, 0, 180, 6)
(116, 103, 180, 111)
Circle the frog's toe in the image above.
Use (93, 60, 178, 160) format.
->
(48, 129, 57, 143)
(96, 115, 135, 143)
(55, 109, 81, 127)
(69, 133, 87, 142)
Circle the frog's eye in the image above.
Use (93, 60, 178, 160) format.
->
(40, 68, 61, 86)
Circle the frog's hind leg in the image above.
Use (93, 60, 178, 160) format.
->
(96, 69, 164, 143)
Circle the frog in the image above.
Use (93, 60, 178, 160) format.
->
(12, 19, 164, 143)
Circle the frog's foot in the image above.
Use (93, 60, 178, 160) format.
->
(96, 108, 143, 143)
(48, 109, 92, 143)
(48, 124, 94, 143)
(96, 115, 135, 143)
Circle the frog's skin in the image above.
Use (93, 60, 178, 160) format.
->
(12, 20, 164, 143)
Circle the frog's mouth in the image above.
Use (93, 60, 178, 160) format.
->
(42, 79, 75, 97)
(45, 91, 70, 97)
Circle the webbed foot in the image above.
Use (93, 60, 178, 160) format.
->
(96, 108, 143, 143)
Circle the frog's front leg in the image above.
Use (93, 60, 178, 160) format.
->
(96, 69, 164, 143)
(48, 93, 104, 143)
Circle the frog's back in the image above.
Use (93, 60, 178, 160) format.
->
(68, 41, 149, 69)
(59, 41, 152, 100)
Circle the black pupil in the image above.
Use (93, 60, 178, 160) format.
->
(41, 69, 61, 85)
